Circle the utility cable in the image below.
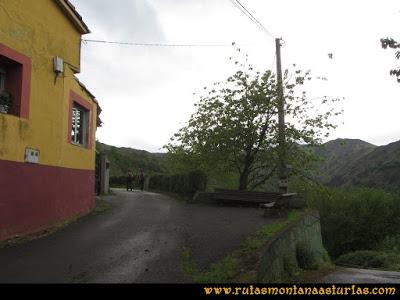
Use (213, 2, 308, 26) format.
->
(82, 39, 237, 48)
(229, 0, 275, 39)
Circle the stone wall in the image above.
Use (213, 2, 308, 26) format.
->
(257, 210, 330, 282)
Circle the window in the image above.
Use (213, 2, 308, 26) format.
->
(0, 43, 32, 118)
(71, 103, 89, 146)
(69, 91, 92, 149)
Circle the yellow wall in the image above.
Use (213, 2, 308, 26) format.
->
(0, 0, 97, 170)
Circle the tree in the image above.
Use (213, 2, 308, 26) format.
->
(165, 51, 342, 191)
(381, 38, 400, 82)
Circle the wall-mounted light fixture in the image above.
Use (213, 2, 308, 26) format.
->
(53, 56, 64, 74)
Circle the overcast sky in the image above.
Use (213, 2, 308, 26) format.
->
(70, 0, 400, 152)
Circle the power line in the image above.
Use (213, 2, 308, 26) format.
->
(229, 0, 275, 39)
(270, 53, 276, 72)
(234, 0, 274, 38)
(82, 39, 237, 48)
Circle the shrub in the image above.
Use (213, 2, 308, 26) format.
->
(148, 170, 207, 197)
(110, 175, 129, 187)
(336, 250, 400, 271)
(377, 234, 400, 253)
(293, 181, 400, 258)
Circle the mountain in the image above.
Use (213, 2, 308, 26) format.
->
(311, 138, 377, 184)
(328, 140, 400, 192)
(97, 137, 400, 192)
(96, 142, 166, 177)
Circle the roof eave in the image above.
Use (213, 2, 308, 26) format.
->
(54, 0, 91, 35)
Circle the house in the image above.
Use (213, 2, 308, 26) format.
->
(0, 0, 101, 241)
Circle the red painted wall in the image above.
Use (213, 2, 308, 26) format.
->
(0, 160, 95, 241)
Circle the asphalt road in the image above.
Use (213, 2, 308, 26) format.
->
(0, 189, 276, 283)
(320, 267, 400, 283)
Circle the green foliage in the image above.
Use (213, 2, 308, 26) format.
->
(377, 234, 400, 253)
(181, 247, 240, 283)
(96, 142, 166, 186)
(381, 38, 400, 82)
(0, 91, 13, 113)
(166, 49, 342, 190)
(148, 170, 207, 197)
(336, 250, 400, 271)
(296, 241, 316, 270)
(294, 180, 400, 258)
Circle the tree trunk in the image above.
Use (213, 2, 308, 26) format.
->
(238, 170, 249, 191)
(238, 152, 253, 191)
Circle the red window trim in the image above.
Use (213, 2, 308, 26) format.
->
(68, 90, 93, 149)
(0, 43, 32, 119)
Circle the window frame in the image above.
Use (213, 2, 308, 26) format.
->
(0, 43, 32, 119)
(68, 91, 93, 149)
(71, 103, 89, 146)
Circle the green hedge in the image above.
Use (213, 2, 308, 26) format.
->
(293, 182, 400, 258)
(336, 250, 400, 271)
(148, 170, 207, 197)
(110, 176, 131, 187)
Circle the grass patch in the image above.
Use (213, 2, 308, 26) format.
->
(92, 197, 113, 214)
(182, 247, 240, 283)
(181, 210, 304, 283)
(286, 265, 336, 283)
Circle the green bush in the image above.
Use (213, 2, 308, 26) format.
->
(377, 234, 400, 253)
(293, 181, 400, 258)
(336, 250, 400, 271)
(148, 170, 207, 197)
(110, 176, 130, 187)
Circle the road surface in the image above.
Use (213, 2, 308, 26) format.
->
(0, 189, 275, 283)
(2, 189, 399, 284)
(320, 267, 400, 283)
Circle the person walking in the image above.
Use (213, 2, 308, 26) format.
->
(126, 170, 134, 191)
(138, 168, 145, 191)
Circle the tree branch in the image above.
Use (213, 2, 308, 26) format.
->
(248, 167, 276, 190)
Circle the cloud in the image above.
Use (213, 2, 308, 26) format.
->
(71, 0, 400, 151)
(74, 0, 166, 41)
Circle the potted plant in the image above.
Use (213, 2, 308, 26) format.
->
(0, 91, 12, 114)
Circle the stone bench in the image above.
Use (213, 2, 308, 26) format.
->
(192, 190, 307, 212)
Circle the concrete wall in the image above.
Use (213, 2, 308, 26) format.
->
(100, 154, 110, 194)
(257, 210, 330, 282)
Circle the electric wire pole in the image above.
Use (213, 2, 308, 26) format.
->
(275, 38, 288, 194)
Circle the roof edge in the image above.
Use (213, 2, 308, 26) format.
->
(54, 0, 91, 35)
(73, 76, 103, 127)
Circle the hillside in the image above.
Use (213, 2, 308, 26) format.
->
(311, 138, 377, 184)
(96, 142, 166, 177)
(329, 140, 400, 192)
(97, 138, 400, 192)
